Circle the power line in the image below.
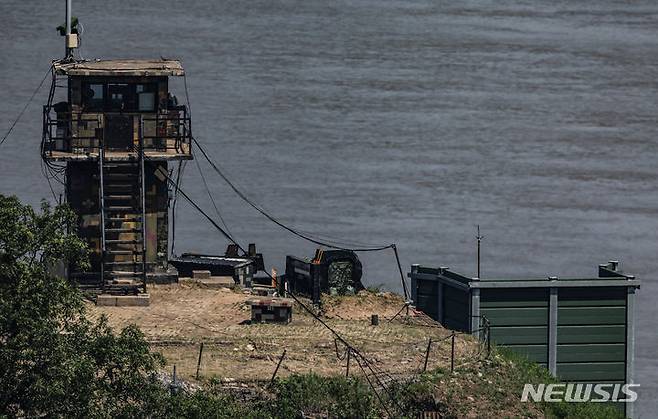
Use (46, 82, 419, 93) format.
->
(193, 152, 233, 238)
(180, 69, 409, 296)
(0, 65, 53, 148)
(147, 159, 240, 251)
(180, 67, 408, 296)
(188, 137, 409, 298)
(170, 161, 187, 257)
(293, 227, 391, 249)
(190, 137, 410, 298)
(179, 70, 392, 253)
(183, 73, 193, 117)
(191, 137, 393, 252)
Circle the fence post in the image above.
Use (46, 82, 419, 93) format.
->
(270, 349, 287, 385)
(486, 319, 491, 358)
(346, 349, 351, 377)
(195, 342, 205, 380)
(371, 314, 379, 326)
(423, 338, 432, 372)
(450, 332, 455, 373)
(170, 364, 177, 395)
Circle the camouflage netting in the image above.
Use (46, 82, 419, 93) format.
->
(328, 261, 355, 295)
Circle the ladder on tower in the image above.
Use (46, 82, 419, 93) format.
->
(98, 130, 148, 294)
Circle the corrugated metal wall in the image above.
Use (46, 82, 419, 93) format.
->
(415, 276, 439, 320)
(443, 285, 469, 332)
(481, 288, 549, 366)
(413, 265, 471, 332)
(556, 287, 627, 383)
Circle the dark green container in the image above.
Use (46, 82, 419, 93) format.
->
(409, 261, 639, 417)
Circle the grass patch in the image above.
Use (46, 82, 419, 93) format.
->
(495, 348, 625, 419)
(158, 353, 626, 418)
(365, 284, 384, 294)
(149, 340, 626, 417)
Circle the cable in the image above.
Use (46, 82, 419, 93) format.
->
(354, 356, 393, 417)
(180, 69, 409, 296)
(170, 160, 187, 256)
(193, 152, 233, 239)
(191, 136, 410, 298)
(191, 137, 393, 252)
(38, 63, 69, 202)
(0, 65, 53, 148)
(76, 22, 85, 61)
(292, 227, 389, 249)
(183, 73, 192, 117)
(151, 159, 240, 249)
(45, 172, 58, 202)
(334, 338, 348, 361)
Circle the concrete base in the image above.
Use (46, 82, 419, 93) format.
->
(179, 276, 235, 289)
(192, 270, 211, 280)
(146, 268, 178, 284)
(96, 294, 150, 307)
(247, 297, 293, 323)
(252, 286, 277, 297)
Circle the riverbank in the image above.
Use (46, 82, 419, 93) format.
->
(88, 284, 623, 417)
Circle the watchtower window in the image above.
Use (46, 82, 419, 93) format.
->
(108, 83, 134, 111)
(136, 84, 156, 111)
(81, 82, 158, 112)
(83, 83, 105, 111)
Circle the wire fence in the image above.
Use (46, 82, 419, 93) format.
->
(153, 312, 493, 416)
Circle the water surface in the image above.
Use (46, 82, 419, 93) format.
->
(1, 0, 656, 414)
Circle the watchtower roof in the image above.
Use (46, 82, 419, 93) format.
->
(53, 59, 185, 77)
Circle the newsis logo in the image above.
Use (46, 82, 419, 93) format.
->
(521, 383, 639, 403)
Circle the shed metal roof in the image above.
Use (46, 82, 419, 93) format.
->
(410, 261, 640, 290)
(53, 59, 185, 76)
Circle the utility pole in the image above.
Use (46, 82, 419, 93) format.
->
(64, 0, 79, 60)
(476, 225, 483, 279)
(65, 0, 72, 58)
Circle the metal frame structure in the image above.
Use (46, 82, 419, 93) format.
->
(138, 117, 147, 293)
(98, 137, 106, 291)
(42, 107, 192, 158)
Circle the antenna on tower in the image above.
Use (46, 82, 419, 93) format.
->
(63, 0, 78, 59)
(476, 225, 483, 279)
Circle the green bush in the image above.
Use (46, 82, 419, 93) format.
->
(270, 373, 378, 418)
(162, 392, 270, 419)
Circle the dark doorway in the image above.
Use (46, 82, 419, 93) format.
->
(105, 115, 133, 151)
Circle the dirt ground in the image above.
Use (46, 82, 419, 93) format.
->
(88, 283, 484, 383)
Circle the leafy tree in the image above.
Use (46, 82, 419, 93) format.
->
(0, 195, 166, 418)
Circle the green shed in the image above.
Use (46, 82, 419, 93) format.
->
(409, 261, 639, 417)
